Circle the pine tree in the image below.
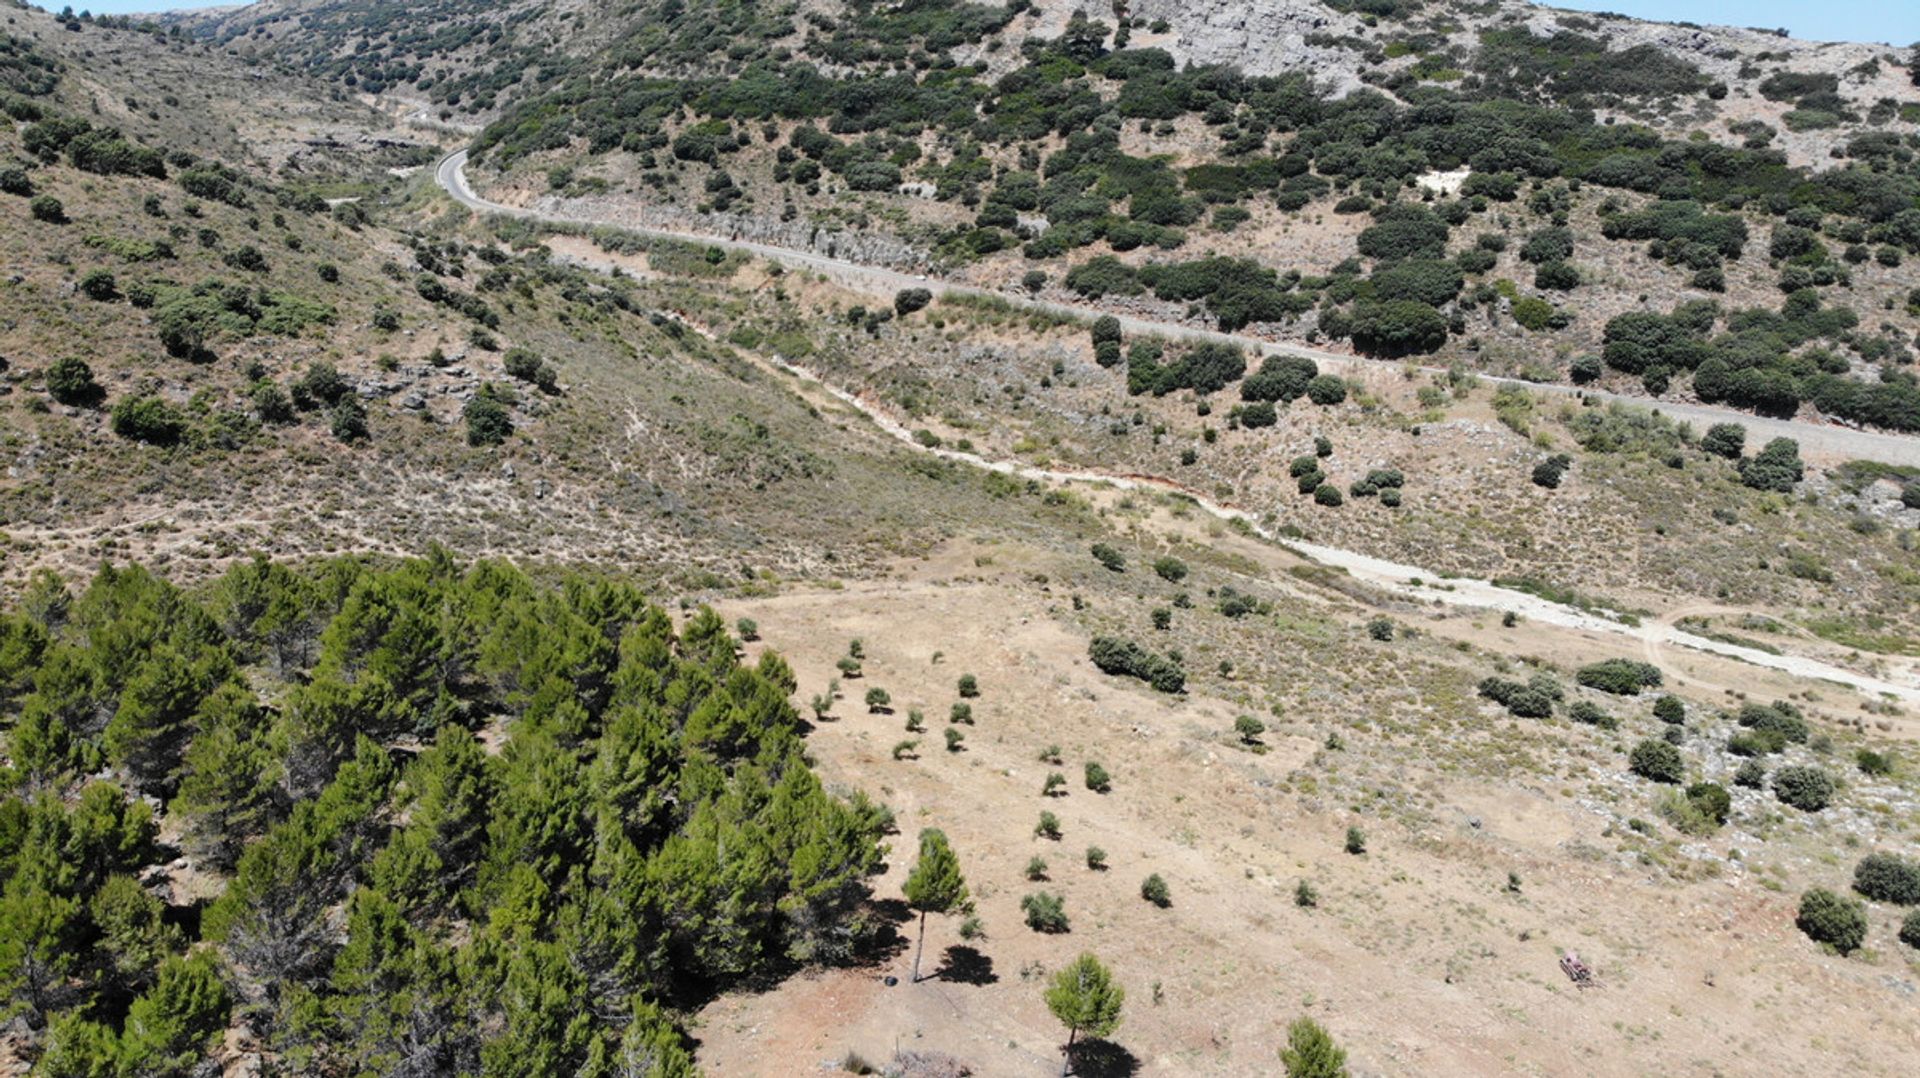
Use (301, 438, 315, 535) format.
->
(1045, 952, 1125, 1076)
(118, 953, 231, 1075)
(1280, 1016, 1349, 1078)
(902, 828, 968, 982)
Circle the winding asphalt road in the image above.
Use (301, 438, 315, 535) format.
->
(437, 150, 1920, 468)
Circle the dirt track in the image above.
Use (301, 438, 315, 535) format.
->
(437, 150, 1920, 470)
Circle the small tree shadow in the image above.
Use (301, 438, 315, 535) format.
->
(935, 945, 997, 986)
(1068, 1039, 1141, 1078)
(846, 898, 912, 968)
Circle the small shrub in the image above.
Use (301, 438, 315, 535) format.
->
(1084, 762, 1111, 792)
(1140, 873, 1171, 908)
(1366, 617, 1393, 642)
(1090, 543, 1125, 572)
(956, 673, 979, 698)
(1021, 891, 1069, 932)
(1902, 910, 1920, 950)
(1234, 715, 1265, 744)
(1796, 888, 1866, 954)
(1653, 695, 1685, 724)
(1344, 827, 1366, 855)
(29, 195, 65, 223)
(78, 269, 117, 301)
(864, 687, 891, 713)
(1043, 772, 1068, 797)
(1152, 555, 1189, 582)
(1025, 856, 1049, 881)
(943, 728, 965, 752)
(1085, 847, 1107, 871)
(949, 702, 973, 725)
(1294, 880, 1318, 908)
(1733, 760, 1766, 788)
(1035, 811, 1061, 839)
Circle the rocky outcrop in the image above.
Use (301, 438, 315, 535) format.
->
(1131, 0, 1372, 95)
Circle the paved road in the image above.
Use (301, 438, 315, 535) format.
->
(437, 150, 1920, 467)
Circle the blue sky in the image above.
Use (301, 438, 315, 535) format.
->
(1550, 1, 1920, 45)
(33, 0, 1920, 46)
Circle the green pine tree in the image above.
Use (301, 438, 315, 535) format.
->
(1280, 1016, 1349, 1078)
(902, 828, 968, 982)
(1045, 952, 1125, 1076)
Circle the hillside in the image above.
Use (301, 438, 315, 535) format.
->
(2, 2, 1920, 1077)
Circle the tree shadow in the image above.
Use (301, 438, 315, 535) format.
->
(844, 898, 912, 969)
(935, 945, 997, 986)
(1068, 1039, 1141, 1078)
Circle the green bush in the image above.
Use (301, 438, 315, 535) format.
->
(1152, 556, 1188, 583)
(1902, 910, 1920, 950)
(1773, 765, 1835, 812)
(893, 287, 932, 315)
(1739, 438, 1803, 493)
(29, 194, 65, 222)
(1700, 423, 1746, 459)
(1088, 635, 1185, 693)
(1852, 853, 1920, 905)
(1084, 762, 1110, 792)
(1684, 782, 1731, 826)
(1576, 659, 1662, 695)
(1796, 888, 1867, 954)
(78, 269, 118, 300)
(1021, 891, 1069, 932)
(1090, 543, 1125, 572)
(1140, 873, 1171, 907)
(1532, 454, 1572, 489)
(1628, 738, 1684, 784)
(1733, 760, 1766, 788)
(1653, 695, 1685, 724)
(463, 385, 513, 446)
(1313, 483, 1344, 507)
(46, 356, 104, 407)
(110, 395, 188, 446)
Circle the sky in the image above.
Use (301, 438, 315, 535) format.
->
(1549, 1, 1920, 45)
(31, 0, 1920, 46)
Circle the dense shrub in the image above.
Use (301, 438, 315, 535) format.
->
(1090, 543, 1125, 572)
(1347, 300, 1448, 356)
(1576, 659, 1662, 695)
(46, 356, 104, 407)
(1628, 738, 1684, 784)
(1700, 423, 1746, 459)
(1853, 853, 1920, 905)
(1773, 765, 1835, 812)
(463, 385, 513, 446)
(894, 287, 932, 315)
(1739, 438, 1803, 492)
(1088, 636, 1185, 693)
(1531, 454, 1571, 489)
(1653, 695, 1685, 724)
(110, 395, 188, 446)
(1022, 891, 1069, 932)
(1478, 673, 1561, 718)
(29, 194, 65, 222)
(1796, 888, 1867, 954)
(1240, 354, 1318, 402)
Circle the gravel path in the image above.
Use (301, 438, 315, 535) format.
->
(438, 151, 1920, 468)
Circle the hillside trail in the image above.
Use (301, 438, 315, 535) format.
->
(437, 150, 1920, 469)
(440, 154, 1920, 709)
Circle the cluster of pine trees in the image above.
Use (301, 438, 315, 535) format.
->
(0, 552, 888, 1075)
